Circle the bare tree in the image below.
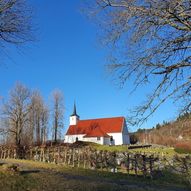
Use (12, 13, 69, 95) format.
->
(30, 91, 43, 145)
(0, 120, 7, 144)
(0, 0, 33, 45)
(1, 82, 31, 150)
(51, 90, 64, 143)
(30, 91, 49, 145)
(41, 104, 49, 144)
(87, 0, 191, 125)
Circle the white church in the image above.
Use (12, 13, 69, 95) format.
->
(64, 104, 130, 145)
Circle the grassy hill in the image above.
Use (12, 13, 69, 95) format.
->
(134, 113, 191, 152)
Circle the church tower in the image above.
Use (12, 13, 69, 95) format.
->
(69, 103, 80, 125)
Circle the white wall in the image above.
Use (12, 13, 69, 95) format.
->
(65, 135, 105, 145)
(69, 115, 79, 125)
(108, 133, 123, 145)
(108, 132, 130, 145)
(65, 135, 112, 145)
(64, 134, 85, 143)
(122, 122, 130, 144)
(65, 132, 129, 145)
(83, 137, 104, 144)
(83, 137, 113, 145)
(103, 137, 111, 145)
(122, 133, 130, 144)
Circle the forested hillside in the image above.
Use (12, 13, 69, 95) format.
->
(135, 113, 191, 151)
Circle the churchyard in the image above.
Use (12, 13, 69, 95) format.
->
(0, 143, 191, 191)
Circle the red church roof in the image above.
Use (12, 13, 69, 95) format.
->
(66, 117, 125, 137)
(83, 127, 110, 138)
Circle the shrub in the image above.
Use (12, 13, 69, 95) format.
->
(130, 134, 138, 144)
(174, 141, 191, 154)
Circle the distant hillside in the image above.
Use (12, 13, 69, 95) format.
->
(134, 113, 191, 150)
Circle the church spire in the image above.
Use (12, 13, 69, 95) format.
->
(71, 102, 79, 117)
(70, 102, 80, 125)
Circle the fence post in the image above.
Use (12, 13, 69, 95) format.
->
(134, 154, 138, 176)
(149, 155, 154, 179)
(142, 154, 147, 177)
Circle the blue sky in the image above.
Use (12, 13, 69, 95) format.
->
(0, 0, 177, 133)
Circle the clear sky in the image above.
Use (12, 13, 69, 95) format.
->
(0, 0, 177, 133)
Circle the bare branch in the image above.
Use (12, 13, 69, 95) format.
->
(87, 0, 191, 126)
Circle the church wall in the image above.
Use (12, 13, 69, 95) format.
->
(122, 122, 130, 144)
(65, 133, 130, 145)
(122, 133, 130, 144)
(108, 133, 123, 145)
(70, 115, 79, 125)
(103, 137, 111, 145)
(83, 137, 104, 144)
(65, 135, 112, 145)
(64, 134, 86, 143)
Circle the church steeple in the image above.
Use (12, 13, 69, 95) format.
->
(70, 102, 80, 125)
(71, 102, 79, 117)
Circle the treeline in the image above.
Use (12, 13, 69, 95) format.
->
(0, 82, 64, 148)
(137, 112, 191, 133)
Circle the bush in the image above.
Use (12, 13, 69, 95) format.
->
(174, 141, 191, 154)
(130, 134, 138, 144)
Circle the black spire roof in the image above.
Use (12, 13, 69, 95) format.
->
(71, 102, 79, 117)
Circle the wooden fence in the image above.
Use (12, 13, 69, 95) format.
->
(0, 145, 160, 178)
(0, 145, 190, 180)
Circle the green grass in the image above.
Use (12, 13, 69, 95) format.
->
(90, 143, 129, 152)
(130, 147, 176, 156)
(174, 147, 191, 154)
(0, 159, 190, 191)
(88, 142, 176, 156)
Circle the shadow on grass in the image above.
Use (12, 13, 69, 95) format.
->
(0, 162, 6, 166)
(20, 169, 40, 175)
